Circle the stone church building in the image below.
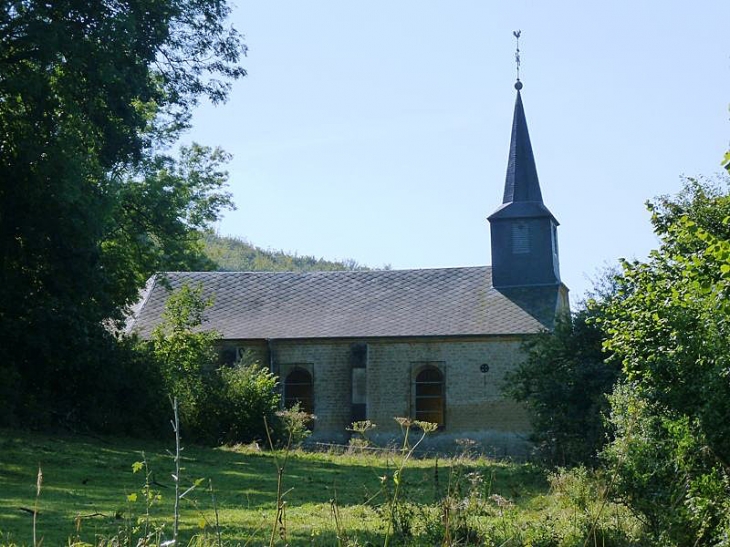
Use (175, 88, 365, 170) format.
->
(129, 82, 569, 455)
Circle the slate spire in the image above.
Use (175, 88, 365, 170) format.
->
(488, 81, 556, 222)
(503, 84, 543, 204)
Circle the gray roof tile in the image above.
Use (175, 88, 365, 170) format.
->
(129, 267, 562, 340)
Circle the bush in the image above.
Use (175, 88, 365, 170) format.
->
(602, 384, 730, 546)
(601, 180, 730, 546)
(148, 282, 281, 445)
(210, 362, 280, 444)
(85, 336, 168, 437)
(503, 300, 620, 467)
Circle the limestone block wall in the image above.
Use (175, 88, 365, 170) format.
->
(222, 336, 533, 454)
(271, 340, 354, 443)
(365, 338, 531, 434)
(366, 337, 532, 457)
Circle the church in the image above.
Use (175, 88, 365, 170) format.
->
(129, 80, 569, 456)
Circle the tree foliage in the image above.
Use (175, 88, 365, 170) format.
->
(504, 293, 620, 466)
(0, 1, 243, 427)
(215, 362, 281, 444)
(601, 177, 730, 545)
(104, 144, 234, 312)
(151, 283, 219, 407)
(149, 283, 279, 444)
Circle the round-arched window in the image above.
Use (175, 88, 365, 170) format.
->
(415, 367, 444, 426)
(284, 368, 313, 415)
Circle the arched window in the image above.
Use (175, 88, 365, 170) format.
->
(284, 368, 313, 415)
(415, 367, 444, 426)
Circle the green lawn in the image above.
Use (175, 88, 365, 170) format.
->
(0, 429, 640, 546)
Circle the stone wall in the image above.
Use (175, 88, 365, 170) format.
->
(222, 335, 533, 456)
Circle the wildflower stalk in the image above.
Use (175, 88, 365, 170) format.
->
(383, 418, 437, 547)
(264, 406, 314, 546)
(330, 490, 350, 547)
(139, 454, 152, 539)
(172, 396, 181, 545)
(265, 414, 292, 547)
(33, 464, 42, 547)
(210, 478, 222, 547)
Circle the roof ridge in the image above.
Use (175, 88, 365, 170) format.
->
(162, 265, 491, 276)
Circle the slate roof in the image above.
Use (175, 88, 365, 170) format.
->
(503, 90, 542, 204)
(488, 88, 558, 224)
(128, 267, 564, 340)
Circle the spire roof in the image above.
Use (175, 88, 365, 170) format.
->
(503, 88, 542, 203)
(488, 84, 557, 223)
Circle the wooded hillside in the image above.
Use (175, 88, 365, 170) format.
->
(203, 232, 372, 272)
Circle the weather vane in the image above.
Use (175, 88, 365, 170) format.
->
(513, 30, 523, 90)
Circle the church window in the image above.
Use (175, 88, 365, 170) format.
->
(414, 367, 444, 426)
(512, 223, 530, 254)
(284, 368, 313, 415)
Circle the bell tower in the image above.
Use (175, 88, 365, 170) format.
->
(488, 79, 561, 289)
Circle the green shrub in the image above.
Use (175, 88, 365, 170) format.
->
(148, 282, 281, 445)
(602, 384, 730, 546)
(503, 301, 620, 467)
(601, 180, 730, 546)
(211, 362, 280, 444)
(87, 337, 168, 437)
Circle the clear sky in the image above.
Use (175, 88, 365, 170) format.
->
(184, 1, 730, 301)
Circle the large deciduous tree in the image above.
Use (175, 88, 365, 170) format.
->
(0, 1, 244, 427)
(602, 177, 730, 545)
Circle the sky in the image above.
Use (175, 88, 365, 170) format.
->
(184, 1, 730, 302)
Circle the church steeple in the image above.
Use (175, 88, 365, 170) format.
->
(503, 86, 542, 204)
(489, 83, 557, 223)
(488, 80, 561, 289)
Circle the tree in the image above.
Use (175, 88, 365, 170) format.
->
(102, 143, 234, 313)
(149, 282, 280, 444)
(503, 286, 620, 466)
(0, 1, 244, 427)
(150, 282, 221, 436)
(602, 177, 730, 545)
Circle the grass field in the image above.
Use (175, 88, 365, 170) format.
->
(0, 429, 641, 546)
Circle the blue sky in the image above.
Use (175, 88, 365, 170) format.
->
(185, 1, 730, 301)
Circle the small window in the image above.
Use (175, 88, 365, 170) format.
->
(415, 367, 444, 426)
(284, 368, 313, 415)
